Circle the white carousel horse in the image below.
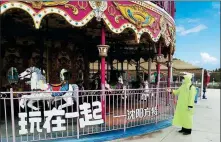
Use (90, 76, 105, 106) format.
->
(19, 67, 78, 110)
(19, 67, 46, 90)
(116, 75, 127, 100)
(140, 80, 153, 101)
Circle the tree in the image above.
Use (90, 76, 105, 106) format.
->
(210, 68, 221, 82)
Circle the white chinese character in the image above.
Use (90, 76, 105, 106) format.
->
(43, 108, 65, 133)
(144, 108, 151, 117)
(92, 101, 103, 120)
(79, 101, 104, 128)
(140, 108, 144, 118)
(52, 116, 66, 131)
(127, 110, 130, 120)
(135, 109, 140, 118)
(65, 112, 79, 119)
(151, 107, 158, 116)
(18, 113, 28, 135)
(127, 109, 135, 120)
(29, 111, 42, 133)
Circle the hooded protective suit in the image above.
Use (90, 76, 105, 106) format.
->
(172, 74, 196, 129)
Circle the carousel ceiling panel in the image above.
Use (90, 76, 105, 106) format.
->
(0, 1, 175, 50)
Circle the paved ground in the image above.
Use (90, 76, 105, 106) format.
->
(111, 89, 220, 142)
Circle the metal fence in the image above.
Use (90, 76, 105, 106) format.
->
(0, 87, 177, 142)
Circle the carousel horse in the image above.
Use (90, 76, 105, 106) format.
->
(111, 75, 127, 101)
(140, 80, 154, 101)
(91, 75, 100, 90)
(19, 67, 78, 110)
(90, 72, 112, 91)
(60, 68, 82, 96)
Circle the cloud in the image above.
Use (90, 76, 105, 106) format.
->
(176, 26, 185, 33)
(176, 24, 207, 36)
(176, 18, 200, 25)
(200, 52, 218, 64)
(186, 18, 200, 23)
(190, 60, 200, 65)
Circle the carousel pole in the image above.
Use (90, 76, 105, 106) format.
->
(117, 60, 119, 70)
(167, 54, 171, 87)
(98, 60, 100, 72)
(167, 53, 172, 105)
(107, 58, 109, 82)
(93, 62, 94, 74)
(155, 41, 162, 123)
(127, 60, 129, 85)
(0, 39, 2, 89)
(121, 60, 123, 74)
(148, 58, 152, 83)
(156, 42, 162, 86)
(46, 42, 49, 82)
(46, 18, 50, 82)
(0, 15, 2, 89)
(39, 31, 44, 74)
(170, 56, 173, 82)
(136, 60, 139, 80)
(97, 23, 109, 120)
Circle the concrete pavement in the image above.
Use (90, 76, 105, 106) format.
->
(111, 89, 220, 142)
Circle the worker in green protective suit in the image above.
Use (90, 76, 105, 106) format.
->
(166, 74, 196, 135)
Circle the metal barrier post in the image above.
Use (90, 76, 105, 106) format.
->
(123, 88, 127, 133)
(155, 86, 159, 124)
(10, 88, 16, 142)
(76, 89, 80, 139)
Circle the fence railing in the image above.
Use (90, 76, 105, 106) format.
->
(0, 87, 177, 142)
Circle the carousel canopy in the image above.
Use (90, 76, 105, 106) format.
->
(0, 1, 176, 52)
(1, 1, 176, 85)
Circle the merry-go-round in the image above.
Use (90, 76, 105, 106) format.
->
(0, 1, 176, 142)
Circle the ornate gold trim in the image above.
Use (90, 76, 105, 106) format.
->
(78, 1, 88, 10)
(107, 5, 116, 17)
(131, 1, 175, 24)
(64, 4, 78, 15)
(115, 15, 124, 23)
(25, 1, 69, 9)
(113, 2, 155, 29)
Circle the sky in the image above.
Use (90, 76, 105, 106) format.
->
(175, 1, 220, 71)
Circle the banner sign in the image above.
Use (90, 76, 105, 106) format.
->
(18, 101, 104, 135)
(127, 107, 158, 120)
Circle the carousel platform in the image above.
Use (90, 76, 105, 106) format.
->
(0, 119, 172, 142)
(41, 120, 172, 142)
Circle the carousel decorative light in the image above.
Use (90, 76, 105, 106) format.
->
(97, 45, 109, 57)
(155, 53, 164, 63)
(166, 61, 172, 67)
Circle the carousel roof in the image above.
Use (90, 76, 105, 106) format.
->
(0, 1, 176, 52)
